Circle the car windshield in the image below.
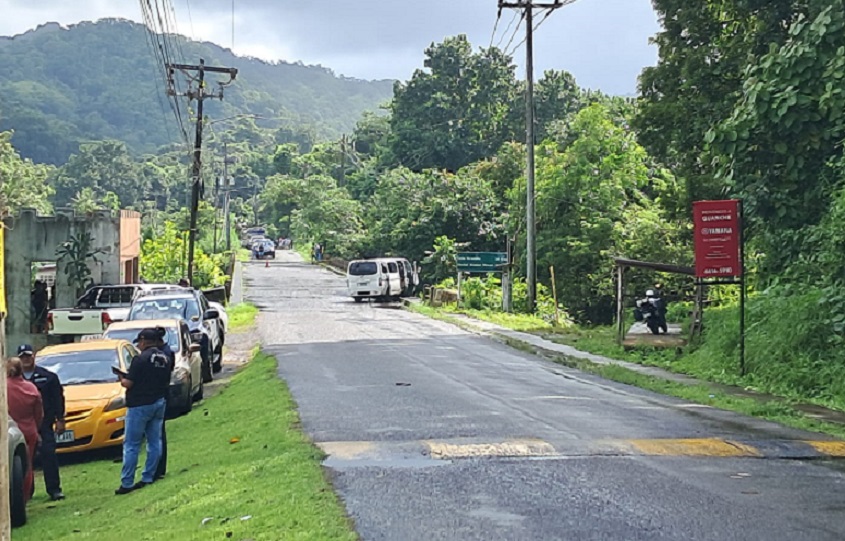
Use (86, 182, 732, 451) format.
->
(349, 262, 377, 276)
(37, 349, 120, 385)
(129, 298, 200, 322)
(104, 327, 179, 351)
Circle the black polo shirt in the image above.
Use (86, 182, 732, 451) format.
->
(126, 346, 171, 408)
(25, 366, 65, 426)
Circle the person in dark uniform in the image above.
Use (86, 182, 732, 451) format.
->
(152, 327, 175, 480)
(18, 344, 66, 501)
(114, 329, 170, 495)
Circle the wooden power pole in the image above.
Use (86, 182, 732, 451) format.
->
(498, 0, 571, 312)
(166, 59, 237, 284)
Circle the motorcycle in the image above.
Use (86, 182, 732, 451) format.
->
(633, 290, 668, 335)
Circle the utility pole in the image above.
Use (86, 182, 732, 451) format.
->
(499, 0, 569, 312)
(166, 59, 237, 284)
(223, 143, 235, 252)
(339, 134, 347, 186)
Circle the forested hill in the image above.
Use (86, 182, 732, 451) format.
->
(0, 18, 394, 165)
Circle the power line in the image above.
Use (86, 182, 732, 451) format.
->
(501, 11, 526, 55)
(184, 0, 195, 39)
(507, 5, 562, 55)
(496, 10, 521, 49)
(489, 7, 503, 49)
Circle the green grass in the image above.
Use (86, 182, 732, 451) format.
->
(409, 302, 557, 332)
(227, 302, 259, 332)
(584, 362, 845, 440)
(236, 248, 251, 262)
(16, 353, 356, 541)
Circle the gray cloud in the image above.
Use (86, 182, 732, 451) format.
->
(0, 0, 659, 94)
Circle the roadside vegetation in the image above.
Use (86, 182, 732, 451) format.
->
(3, 2, 845, 432)
(228, 302, 259, 332)
(14, 352, 356, 541)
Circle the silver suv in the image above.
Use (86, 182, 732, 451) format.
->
(8, 418, 29, 527)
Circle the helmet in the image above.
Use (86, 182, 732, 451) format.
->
(646, 289, 655, 297)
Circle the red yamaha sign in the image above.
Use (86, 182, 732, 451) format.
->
(693, 200, 742, 278)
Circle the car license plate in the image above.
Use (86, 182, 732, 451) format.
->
(56, 431, 75, 443)
(80, 334, 103, 342)
(359, 282, 368, 286)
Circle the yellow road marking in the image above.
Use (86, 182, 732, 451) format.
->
(804, 441, 845, 457)
(627, 438, 762, 457)
(317, 441, 376, 460)
(427, 439, 556, 459)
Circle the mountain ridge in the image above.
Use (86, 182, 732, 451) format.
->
(0, 18, 394, 164)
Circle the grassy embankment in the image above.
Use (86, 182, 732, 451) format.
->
(227, 302, 259, 332)
(15, 352, 356, 541)
(409, 299, 845, 439)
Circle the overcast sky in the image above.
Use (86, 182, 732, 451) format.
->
(0, 0, 660, 95)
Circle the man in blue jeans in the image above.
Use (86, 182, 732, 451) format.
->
(114, 328, 171, 495)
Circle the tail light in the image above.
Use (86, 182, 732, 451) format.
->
(47, 312, 54, 331)
(101, 311, 113, 330)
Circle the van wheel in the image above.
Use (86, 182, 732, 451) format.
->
(354, 297, 363, 303)
(11, 454, 26, 528)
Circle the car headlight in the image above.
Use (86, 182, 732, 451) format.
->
(105, 395, 126, 412)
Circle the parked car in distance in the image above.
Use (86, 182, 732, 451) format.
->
(37, 340, 133, 454)
(103, 318, 204, 416)
(128, 291, 222, 380)
(252, 238, 276, 259)
(8, 418, 29, 527)
(48, 283, 186, 336)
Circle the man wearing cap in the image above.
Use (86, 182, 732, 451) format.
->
(19, 344, 66, 501)
(114, 328, 171, 495)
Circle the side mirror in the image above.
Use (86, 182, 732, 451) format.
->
(203, 309, 219, 320)
(188, 343, 201, 353)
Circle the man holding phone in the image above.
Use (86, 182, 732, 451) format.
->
(114, 328, 171, 495)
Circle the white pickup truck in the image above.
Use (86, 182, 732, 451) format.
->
(48, 284, 185, 336)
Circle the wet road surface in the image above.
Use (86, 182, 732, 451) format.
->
(247, 253, 845, 541)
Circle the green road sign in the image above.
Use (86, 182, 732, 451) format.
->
(457, 252, 508, 273)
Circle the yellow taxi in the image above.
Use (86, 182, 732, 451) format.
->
(36, 340, 136, 454)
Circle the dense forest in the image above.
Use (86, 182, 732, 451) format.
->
(4, 0, 845, 409)
(0, 19, 393, 164)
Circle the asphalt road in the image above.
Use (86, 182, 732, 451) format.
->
(247, 252, 845, 541)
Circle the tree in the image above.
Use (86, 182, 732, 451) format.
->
(511, 104, 689, 322)
(140, 222, 225, 288)
(0, 131, 53, 215)
(708, 0, 845, 276)
(635, 0, 799, 206)
(389, 35, 519, 171)
(51, 140, 146, 208)
(365, 167, 503, 262)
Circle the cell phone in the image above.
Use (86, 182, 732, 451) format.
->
(111, 366, 128, 378)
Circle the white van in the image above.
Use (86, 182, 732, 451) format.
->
(347, 260, 389, 302)
(347, 258, 416, 302)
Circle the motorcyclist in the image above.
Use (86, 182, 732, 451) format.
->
(634, 288, 668, 334)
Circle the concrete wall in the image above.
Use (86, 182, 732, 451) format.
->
(3, 208, 121, 353)
(119, 210, 142, 284)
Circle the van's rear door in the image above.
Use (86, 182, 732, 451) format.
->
(347, 261, 381, 297)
